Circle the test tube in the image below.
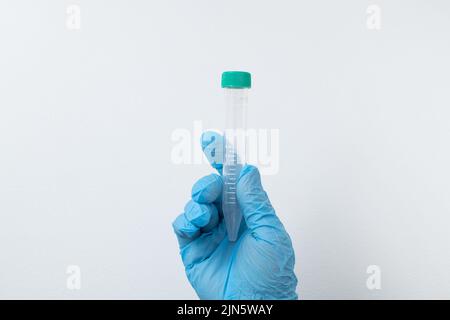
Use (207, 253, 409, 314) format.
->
(221, 71, 251, 242)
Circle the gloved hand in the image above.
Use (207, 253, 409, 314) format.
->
(172, 131, 298, 300)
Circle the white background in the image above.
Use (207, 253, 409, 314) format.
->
(1, 0, 450, 299)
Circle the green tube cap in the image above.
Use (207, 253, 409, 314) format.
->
(221, 71, 251, 89)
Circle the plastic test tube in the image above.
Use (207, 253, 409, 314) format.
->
(221, 71, 251, 242)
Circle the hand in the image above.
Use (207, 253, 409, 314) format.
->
(172, 131, 298, 299)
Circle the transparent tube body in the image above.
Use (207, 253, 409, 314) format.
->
(223, 88, 248, 242)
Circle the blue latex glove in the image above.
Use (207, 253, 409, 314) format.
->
(172, 131, 298, 300)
